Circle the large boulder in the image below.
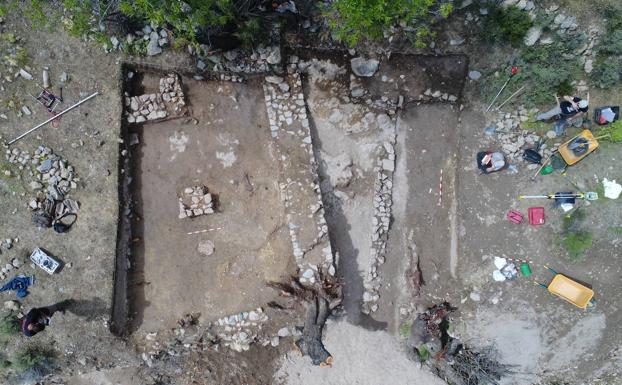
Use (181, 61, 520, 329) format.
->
(350, 57, 379, 77)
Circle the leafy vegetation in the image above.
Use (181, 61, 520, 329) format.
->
(0, 313, 20, 337)
(480, 5, 532, 47)
(398, 320, 413, 339)
(597, 120, 622, 142)
(11, 345, 54, 374)
(557, 209, 593, 262)
(325, 0, 453, 48)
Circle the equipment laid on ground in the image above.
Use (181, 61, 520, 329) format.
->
(536, 266, 594, 309)
(30, 248, 61, 274)
(8, 92, 99, 145)
(528, 207, 545, 225)
(552, 129, 599, 170)
(518, 191, 598, 201)
(594, 106, 619, 125)
(486, 66, 519, 112)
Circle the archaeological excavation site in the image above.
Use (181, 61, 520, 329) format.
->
(1, 1, 622, 384)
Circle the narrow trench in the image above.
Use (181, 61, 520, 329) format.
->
(301, 72, 387, 331)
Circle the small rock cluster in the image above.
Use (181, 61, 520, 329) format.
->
(178, 186, 215, 219)
(362, 140, 397, 315)
(125, 73, 186, 124)
(111, 24, 169, 56)
(201, 45, 282, 75)
(422, 88, 458, 103)
(6, 146, 78, 201)
(0, 238, 21, 281)
(213, 308, 269, 352)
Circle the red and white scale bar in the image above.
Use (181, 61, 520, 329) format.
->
(437, 169, 443, 207)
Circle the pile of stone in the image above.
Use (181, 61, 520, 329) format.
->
(178, 186, 214, 219)
(6, 146, 78, 201)
(212, 308, 269, 352)
(491, 106, 531, 133)
(362, 140, 397, 315)
(116, 25, 169, 56)
(421, 88, 458, 103)
(218, 45, 281, 74)
(125, 73, 186, 124)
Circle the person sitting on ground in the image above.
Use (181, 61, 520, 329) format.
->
(476, 151, 505, 174)
(21, 302, 68, 337)
(536, 94, 589, 122)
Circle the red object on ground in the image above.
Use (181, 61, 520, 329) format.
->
(511, 66, 519, 76)
(507, 209, 524, 224)
(528, 207, 545, 226)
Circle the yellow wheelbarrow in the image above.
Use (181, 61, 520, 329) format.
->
(536, 266, 595, 309)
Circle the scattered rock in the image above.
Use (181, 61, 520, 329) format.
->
(277, 327, 290, 337)
(468, 70, 482, 80)
(197, 240, 215, 256)
(584, 59, 593, 74)
(524, 26, 542, 46)
(147, 32, 163, 56)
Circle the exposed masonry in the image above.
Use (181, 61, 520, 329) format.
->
(124, 73, 187, 123)
(263, 64, 336, 284)
(362, 135, 397, 314)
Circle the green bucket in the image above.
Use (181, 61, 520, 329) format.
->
(520, 262, 532, 277)
(540, 164, 553, 175)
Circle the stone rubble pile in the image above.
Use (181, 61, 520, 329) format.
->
(362, 139, 397, 315)
(213, 308, 269, 352)
(489, 106, 559, 163)
(209, 45, 282, 74)
(109, 24, 169, 56)
(125, 73, 186, 124)
(6, 146, 79, 201)
(178, 186, 215, 219)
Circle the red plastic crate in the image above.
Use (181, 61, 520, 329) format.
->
(528, 207, 545, 226)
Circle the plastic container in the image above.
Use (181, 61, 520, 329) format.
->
(520, 262, 532, 277)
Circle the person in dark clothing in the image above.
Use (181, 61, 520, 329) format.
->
(536, 94, 589, 135)
(21, 302, 68, 337)
(536, 94, 589, 120)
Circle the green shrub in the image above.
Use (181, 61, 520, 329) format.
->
(590, 58, 622, 89)
(11, 345, 53, 374)
(515, 42, 581, 106)
(598, 29, 622, 55)
(325, 0, 453, 48)
(0, 313, 20, 337)
(558, 209, 593, 262)
(598, 120, 622, 142)
(234, 18, 268, 51)
(119, 0, 234, 44)
(480, 5, 532, 47)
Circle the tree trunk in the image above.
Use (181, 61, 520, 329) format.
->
(295, 295, 332, 366)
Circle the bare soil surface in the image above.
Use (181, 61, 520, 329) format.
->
(126, 75, 296, 333)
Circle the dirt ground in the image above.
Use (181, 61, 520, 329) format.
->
(126, 75, 295, 333)
(2, 3, 622, 385)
